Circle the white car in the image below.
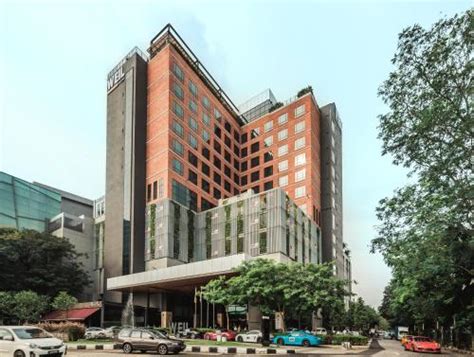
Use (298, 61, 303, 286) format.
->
(0, 326, 66, 357)
(84, 327, 110, 339)
(313, 327, 327, 335)
(235, 330, 263, 343)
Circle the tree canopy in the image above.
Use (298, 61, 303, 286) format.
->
(0, 228, 91, 297)
(372, 9, 473, 343)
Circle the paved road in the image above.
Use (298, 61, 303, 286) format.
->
(66, 339, 465, 356)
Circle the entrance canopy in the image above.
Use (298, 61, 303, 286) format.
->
(107, 253, 250, 294)
(42, 307, 100, 321)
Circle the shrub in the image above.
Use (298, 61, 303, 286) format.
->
(269, 102, 284, 112)
(329, 334, 369, 346)
(297, 86, 313, 98)
(196, 327, 216, 333)
(36, 321, 85, 341)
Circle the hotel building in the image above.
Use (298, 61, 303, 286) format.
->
(103, 24, 349, 328)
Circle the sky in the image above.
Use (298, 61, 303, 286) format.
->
(0, 0, 470, 307)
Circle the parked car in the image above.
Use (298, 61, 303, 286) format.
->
(404, 336, 441, 353)
(313, 327, 327, 335)
(84, 327, 110, 339)
(401, 335, 414, 346)
(104, 326, 123, 338)
(203, 329, 237, 341)
(176, 329, 202, 339)
(273, 330, 322, 347)
(118, 328, 185, 355)
(236, 330, 263, 343)
(0, 326, 66, 357)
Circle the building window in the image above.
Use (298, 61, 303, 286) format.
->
(295, 153, 306, 166)
(264, 120, 273, 132)
(295, 136, 305, 150)
(224, 180, 231, 193)
(213, 140, 221, 154)
(224, 165, 231, 178)
(264, 166, 273, 177)
(213, 156, 221, 170)
(188, 134, 198, 149)
(224, 136, 231, 148)
(278, 113, 288, 125)
(264, 152, 273, 163)
(202, 147, 210, 160)
(251, 142, 259, 153)
(213, 188, 221, 199)
(295, 104, 306, 117)
(153, 181, 158, 199)
(233, 131, 240, 143)
(224, 150, 231, 163)
(214, 125, 221, 138)
(172, 62, 184, 82)
(187, 151, 198, 167)
(233, 173, 239, 185)
(224, 121, 232, 134)
(173, 101, 184, 119)
(278, 129, 288, 141)
(241, 175, 248, 186)
(233, 160, 239, 171)
(214, 108, 221, 121)
(295, 168, 306, 182)
(172, 82, 184, 100)
(295, 121, 305, 133)
(241, 161, 248, 171)
(202, 96, 210, 109)
(295, 185, 306, 198)
(278, 160, 288, 172)
(202, 162, 210, 176)
(251, 171, 260, 182)
(201, 197, 214, 210)
(172, 159, 183, 175)
(189, 100, 198, 113)
(241, 133, 248, 144)
(203, 112, 210, 125)
(202, 178, 210, 193)
(279, 175, 288, 187)
(251, 156, 260, 168)
(241, 147, 248, 158)
(233, 145, 240, 157)
(158, 178, 164, 198)
(252, 185, 260, 193)
(264, 181, 273, 191)
(188, 170, 198, 185)
(147, 184, 151, 202)
(202, 129, 210, 143)
(172, 139, 184, 156)
(189, 80, 198, 97)
(278, 144, 288, 157)
(188, 117, 198, 132)
(172, 120, 184, 138)
(213, 172, 221, 185)
(264, 136, 273, 147)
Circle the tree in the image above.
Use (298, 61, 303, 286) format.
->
(0, 292, 13, 324)
(372, 10, 473, 347)
(0, 228, 90, 297)
(13, 291, 48, 324)
(202, 276, 240, 330)
(52, 291, 78, 320)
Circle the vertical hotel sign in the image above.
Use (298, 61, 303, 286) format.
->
(107, 66, 125, 93)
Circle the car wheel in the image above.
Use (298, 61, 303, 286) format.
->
(204, 334, 209, 340)
(303, 339, 310, 347)
(256, 337, 262, 343)
(122, 343, 133, 354)
(237, 336, 243, 342)
(140, 350, 146, 353)
(277, 338, 284, 346)
(14, 351, 25, 357)
(157, 344, 168, 355)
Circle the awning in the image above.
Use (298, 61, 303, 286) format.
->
(42, 307, 100, 321)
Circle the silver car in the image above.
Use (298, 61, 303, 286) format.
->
(118, 328, 185, 355)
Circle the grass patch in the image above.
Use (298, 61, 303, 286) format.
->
(184, 339, 260, 348)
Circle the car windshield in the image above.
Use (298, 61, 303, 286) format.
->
(13, 328, 51, 339)
(150, 330, 166, 339)
(415, 337, 432, 342)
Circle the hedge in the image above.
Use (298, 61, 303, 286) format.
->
(316, 334, 368, 346)
(36, 322, 85, 341)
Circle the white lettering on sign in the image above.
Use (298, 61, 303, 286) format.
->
(171, 321, 189, 335)
(107, 66, 125, 92)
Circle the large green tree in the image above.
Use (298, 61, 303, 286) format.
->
(0, 228, 90, 297)
(12, 291, 49, 324)
(372, 9, 473, 344)
(52, 291, 78, 320)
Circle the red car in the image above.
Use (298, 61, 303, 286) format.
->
(203, 329, 237, 341)
(405, 336, 441, 353)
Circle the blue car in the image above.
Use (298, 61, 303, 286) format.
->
(272, 330, 322, 347)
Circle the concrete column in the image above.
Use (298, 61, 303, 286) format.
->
(247, 305, 262, 330)
(161, 311, 172, 328)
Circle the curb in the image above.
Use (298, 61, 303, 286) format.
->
(67, 343, 300, 354)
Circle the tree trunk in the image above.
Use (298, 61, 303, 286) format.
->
(226, 309, 230, 330)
